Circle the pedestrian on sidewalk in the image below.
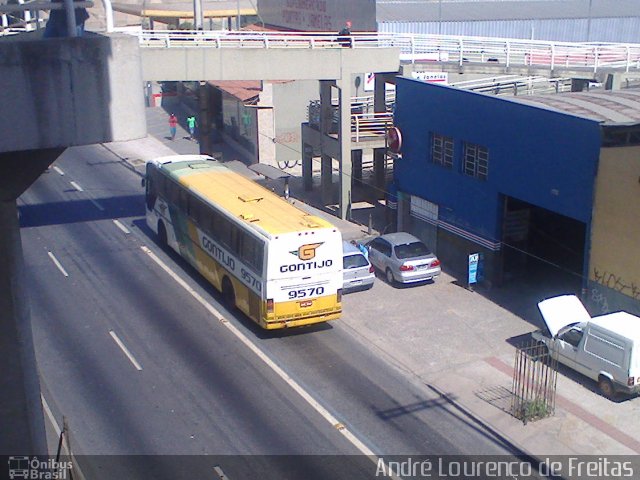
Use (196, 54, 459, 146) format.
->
(168, 113, 178, 141)
(187, 115, 197, 140)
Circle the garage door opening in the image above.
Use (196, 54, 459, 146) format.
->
(501, 196, 586, 287)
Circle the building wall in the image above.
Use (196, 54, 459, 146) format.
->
(257, 0, 376, 31)
(272, 80, 319, 167)
(587, 146, 640, 315)
(393, 77, 601, 281)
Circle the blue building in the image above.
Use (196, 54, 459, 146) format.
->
(393, 77, 606, 288)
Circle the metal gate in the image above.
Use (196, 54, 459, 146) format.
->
(511, 340, 558, 424)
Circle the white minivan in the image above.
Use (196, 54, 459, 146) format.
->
(533, 295, 640, 399)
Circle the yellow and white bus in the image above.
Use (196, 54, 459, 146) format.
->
(144, 155, 343, 329)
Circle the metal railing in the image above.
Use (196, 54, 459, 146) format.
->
(512, 340, 558, 425)
(128, 30, 640, 74)
(351, 112, 393, 142)
(450, 75, 575, 96)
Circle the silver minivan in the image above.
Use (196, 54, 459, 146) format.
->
(342, 241, 375, 293)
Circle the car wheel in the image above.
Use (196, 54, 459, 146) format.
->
(385, 268, 395, 285)
(598, 377, 615, 399)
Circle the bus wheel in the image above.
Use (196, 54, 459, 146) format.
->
(157, 221, 167, 249)
(222, 277, 236, 310)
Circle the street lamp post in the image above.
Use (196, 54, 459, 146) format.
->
(586, 0, 593, 41)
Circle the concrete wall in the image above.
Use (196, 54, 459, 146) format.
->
(587, 145, 640, 314)
(273, 80, 319, 166)
(0, 33, 146, 154)
(257, 0, 376, 31)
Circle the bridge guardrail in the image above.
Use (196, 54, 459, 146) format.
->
(130, 30, 640, 74)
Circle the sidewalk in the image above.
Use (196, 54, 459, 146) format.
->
(104, 107, 640, 462)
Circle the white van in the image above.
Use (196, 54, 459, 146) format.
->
(533, 295, 640, 399)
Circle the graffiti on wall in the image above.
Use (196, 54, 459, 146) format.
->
(590, 287, 610, 314)
(593, 268, 640, 300)
(283, 0, 332, 30)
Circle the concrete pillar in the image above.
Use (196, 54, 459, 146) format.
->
(352, 149, 363, 185)
(605, 73, 622, 90)
(198, 81, 212, 156)
(0, 200, 46, 455)
(571, 78, 590, 92)
(302, 142, 313, 191)
(0, 148, 61, 455)
(373, 148, 386, 194)
(373, 74, 389, 199)
(319, 80, 335, 207)
(337, 77, 352, 220)
(373, 74, 386, 113)
(321, 154, 333, 205)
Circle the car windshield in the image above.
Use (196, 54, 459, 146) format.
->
(394, 241, 431, 259)
(343, 254, 369, 269)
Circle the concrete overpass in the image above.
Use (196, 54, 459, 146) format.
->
(0, 32, 146, 455)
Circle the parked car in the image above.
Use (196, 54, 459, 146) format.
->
(532, 294, 640, 399)
(342, 241, 375, 292)
(366, 232, 441, 285)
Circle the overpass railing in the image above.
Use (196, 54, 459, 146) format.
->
(131, 30, 640, 74)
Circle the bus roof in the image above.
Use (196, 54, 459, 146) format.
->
(152, 155, 337, 236)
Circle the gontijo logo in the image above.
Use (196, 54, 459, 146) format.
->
(290, 242, 323, 261)
(281, 242, 333, 273)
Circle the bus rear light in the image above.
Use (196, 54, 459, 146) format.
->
(337, 289, 342, 303)
(267, 299, 274, 313)
(399, 265, 415, 271)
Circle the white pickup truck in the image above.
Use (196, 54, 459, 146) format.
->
(533, 295, 640, 399)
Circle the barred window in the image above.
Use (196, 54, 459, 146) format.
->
(431, 133, 454, 169)
(463, 143, 489, 181)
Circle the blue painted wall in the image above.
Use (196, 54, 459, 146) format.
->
(394, 77, 602, 244)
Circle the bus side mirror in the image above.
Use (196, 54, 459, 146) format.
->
(141, 178, 146, 188)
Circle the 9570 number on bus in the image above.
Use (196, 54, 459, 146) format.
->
(288, 286, 325, 299)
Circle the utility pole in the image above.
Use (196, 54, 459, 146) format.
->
(193, 0, 203, 29)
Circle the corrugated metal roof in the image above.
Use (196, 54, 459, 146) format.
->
(378, 17, 640, 43)
(209, 81, 262, 102)
(505, 89, 640, 124)
(377, 0, 640, 22)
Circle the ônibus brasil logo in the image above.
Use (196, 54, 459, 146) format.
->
(290, 242, 323, 261)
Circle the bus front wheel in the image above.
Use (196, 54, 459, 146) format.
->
(157, 221, 168, 249)
(222, 277, 236, 310)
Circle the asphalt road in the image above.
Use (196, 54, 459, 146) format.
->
(19, 144, 534, 479)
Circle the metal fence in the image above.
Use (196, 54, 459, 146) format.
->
(511, 339, 558, 424)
